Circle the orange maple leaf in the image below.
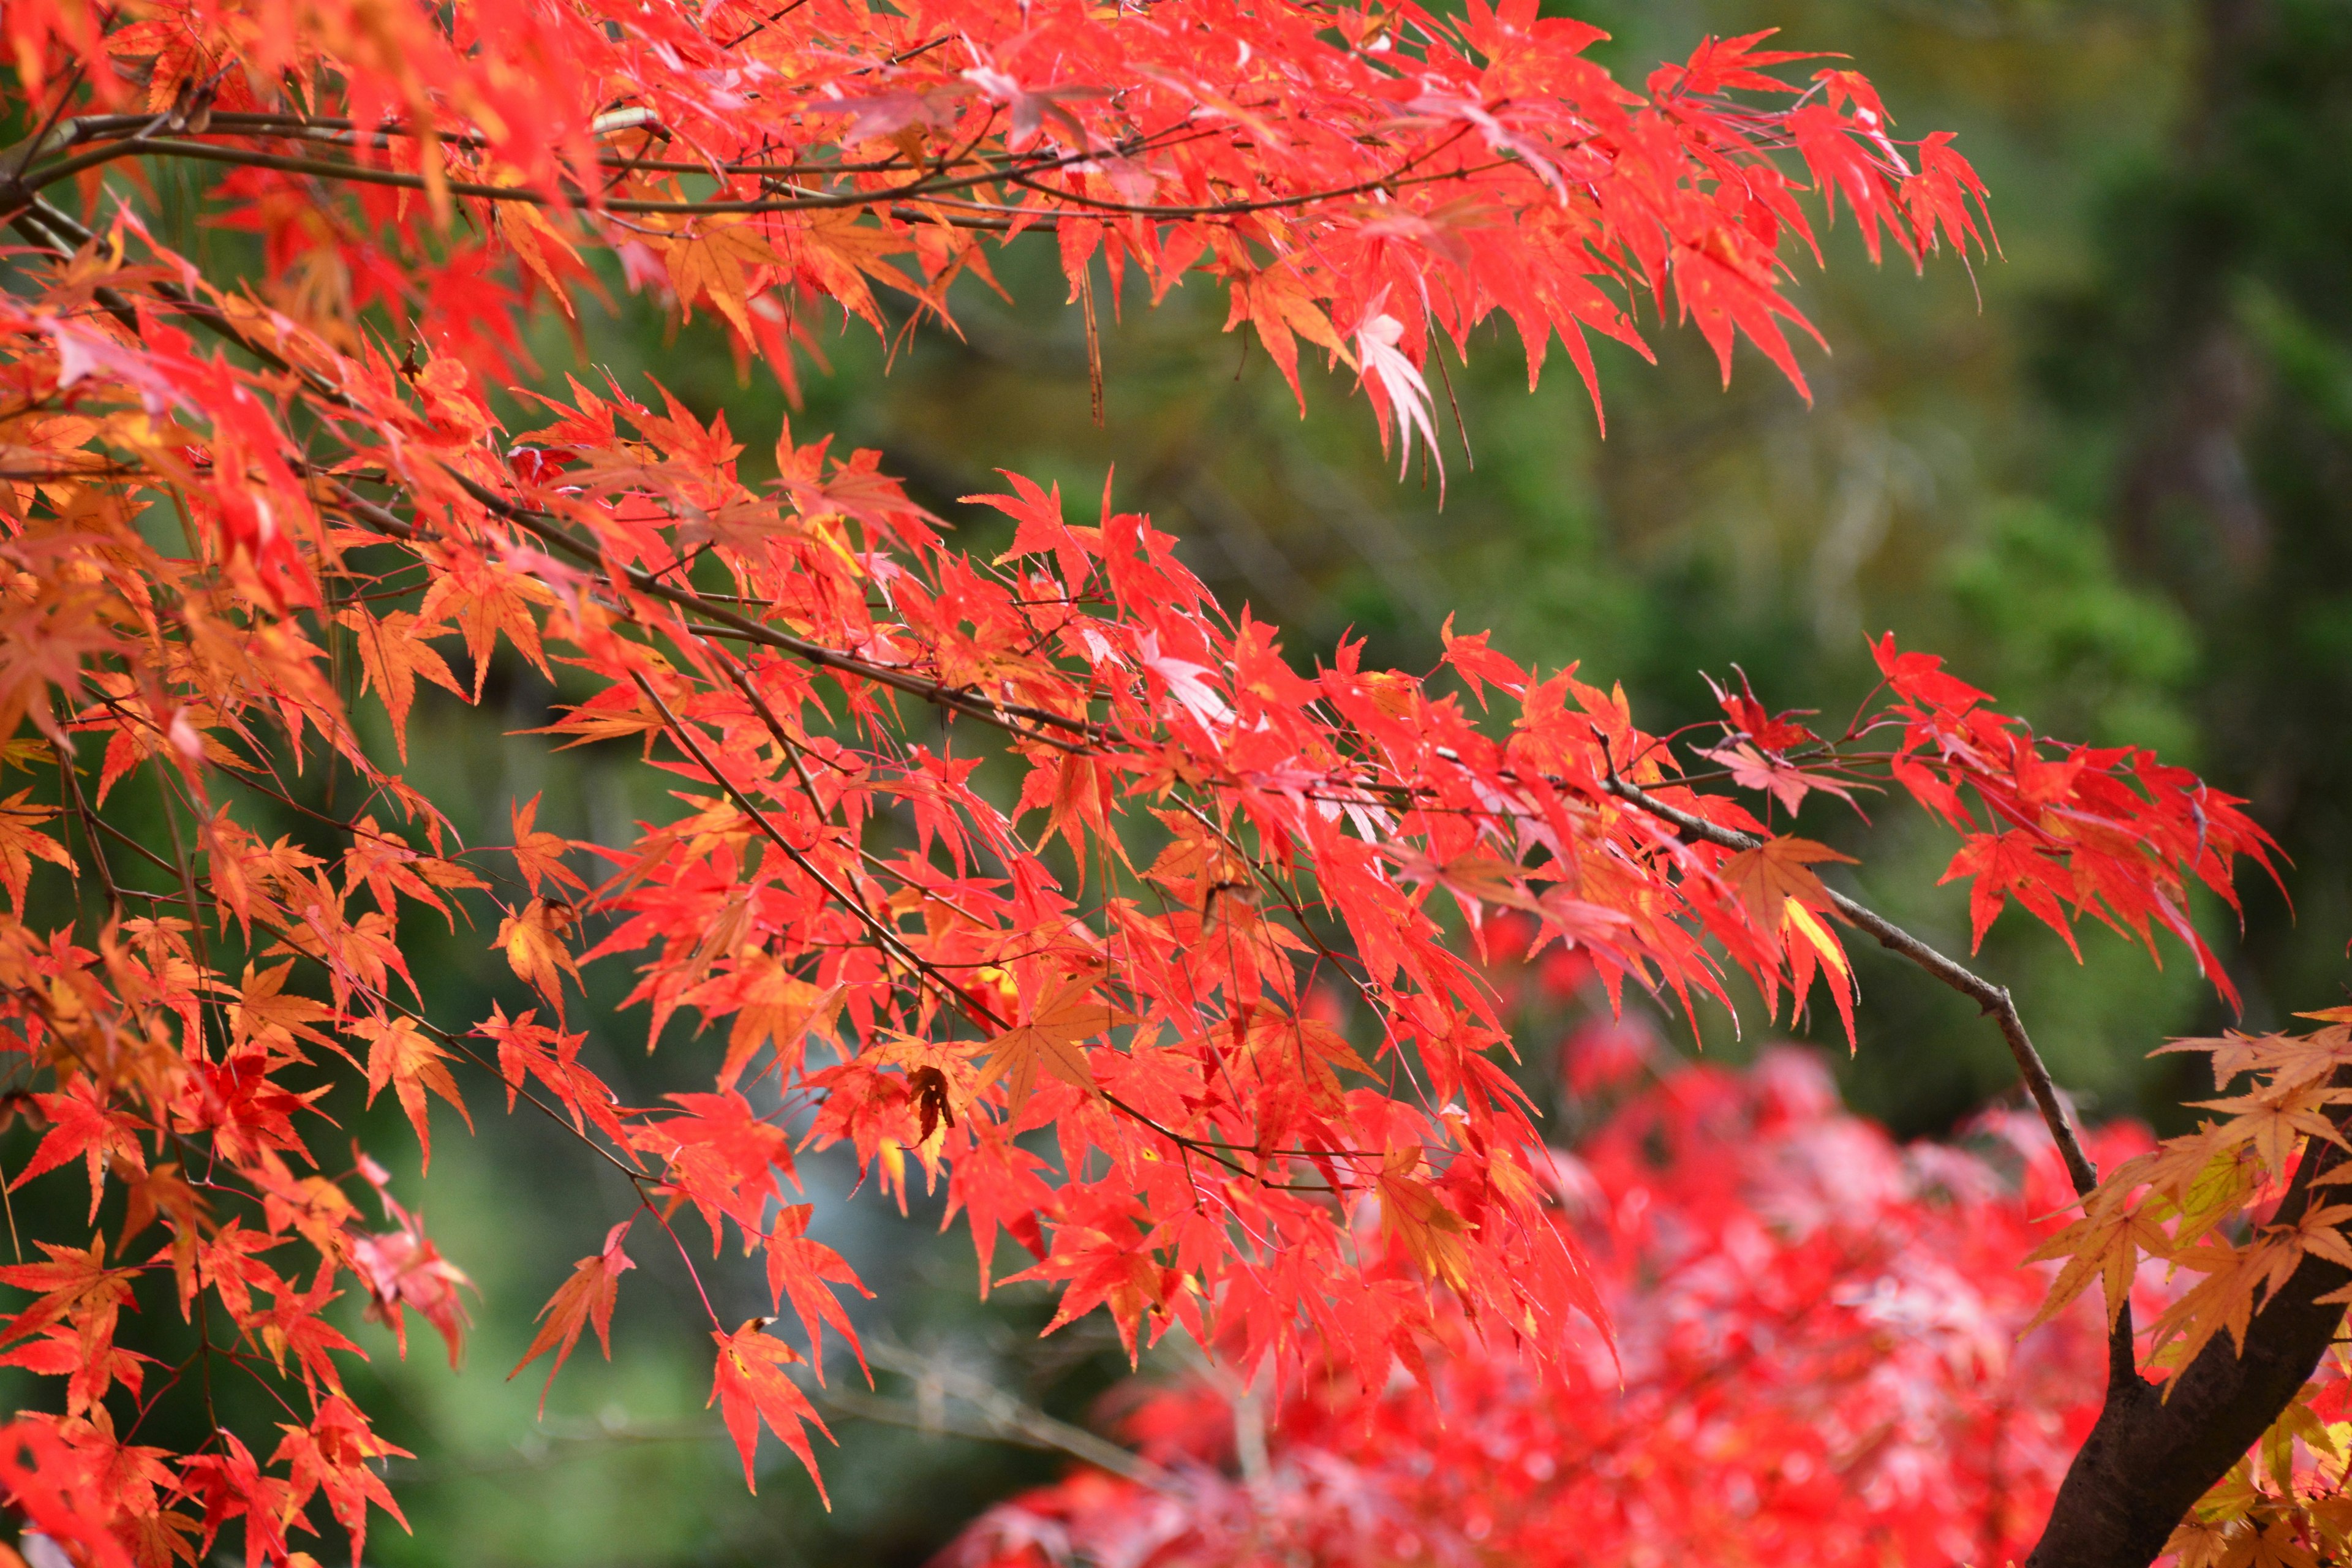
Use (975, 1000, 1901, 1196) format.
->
(0, 788, 73, 914)
(665, 218, 791, 342)
(509, 1219, 634, 1414)
(357, 1016, 472, 1172)
(1718, 835, 1855, 931)
(339, 609, 463, 762)
(723, 952, 836, 1090)
(976, 975, 1131, 1124)
(496, 897, 583, 1017)
(709, 1318, 834, 1501)
(508, 793, 587, 899)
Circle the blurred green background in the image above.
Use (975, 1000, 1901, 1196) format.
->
(13, 0, 2352, 1562)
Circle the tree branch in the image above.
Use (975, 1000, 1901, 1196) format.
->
(1599, 773, 2101, 1201)
(1605, 767, 2349, 1564)
(840, 1338, 1182, 1494)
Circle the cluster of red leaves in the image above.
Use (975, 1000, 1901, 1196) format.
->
(943, 1043, 2187, 1568)
(4, 0, 1996, 443)
(0, 0, 2283, 1564)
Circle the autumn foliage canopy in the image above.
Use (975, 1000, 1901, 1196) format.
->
(949, 1034, 2144, 1568)
(0, 0, 2340, 1562)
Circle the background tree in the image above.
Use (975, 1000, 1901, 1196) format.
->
(0, 3, 2342, 1567)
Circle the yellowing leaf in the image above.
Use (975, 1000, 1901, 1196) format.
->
(341, 610, 464, 763)
(2194, 1079, 2350, 1183)
(496, 898, 583, 1017)
(1718, 835, 1855, 930)
(1782, 898, 1849, 979)
(2024, 1196, 2171, 1333)
(665, 218, 790, 342)
(1377, 1146, 1473, 1292)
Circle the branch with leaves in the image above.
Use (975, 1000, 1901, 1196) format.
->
(0, 1, 2318, 1565)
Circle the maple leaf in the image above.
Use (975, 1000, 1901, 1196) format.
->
(710, 1318, 834, 1501)
(1717, 835, 1856, 930)
(761, 1204, 870, 1384)
(1223, 256, 1355, 414)
(339, 609, 463, 762)
(0, 1238, 135, 1353)
(665, 219, 790, 342)
(0, 1422, 140, 1568)
(0, 1321, 149, 1417)
(774, 209, 929, 333)
(509, 1219, 634, 1413)
(633, 1091, 793, 1244)
(10, 1085, 147, 1221)
(1377, 1147, 1474, 1293)
(272, 1396, 411, 1566)
(2027, 1195, 2174, 1332)
(507, 793, 587, 899)
(416, 560, 554, 701)
(1697, 741, 1858, 818)
(228, 961, 338, 1058)
(495, 197, 584, 311)
(1942, 830, 2081, 956)
(1439, 615, 1528, 707)
(496, 897, 583, 1016)
(479, 1002, 627, 1144)
(1384, 845, 1547, 923)
(356, 1016, 472, 1172)
(182, 1429, 293, 1568)
(0, 788, 73, 913)
(1005, 1199, 1174, 1365)
(1704, 666, 1818, 751)
(2193, 1080, 2350, 1182)
(976, 975, 1132, 1125)
(722, 952, 837, 1090)
(351, 1211, 473, 1369)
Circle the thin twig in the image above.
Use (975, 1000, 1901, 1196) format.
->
(50, 734, 122, 922)
(846, 1338, 1181, 1493)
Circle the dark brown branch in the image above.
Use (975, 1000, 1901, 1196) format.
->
(1608, 766, 2346, 1565)
(12, 120, 1435, 225)
(49, 734, 121, 922)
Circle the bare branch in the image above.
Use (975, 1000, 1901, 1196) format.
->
(835, 1338, 1182, 1494)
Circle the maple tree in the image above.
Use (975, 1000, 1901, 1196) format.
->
(0, 1, 2334, 1564)
(943, 967, 2352, 1568)
(945, 1027, 2154, 1568)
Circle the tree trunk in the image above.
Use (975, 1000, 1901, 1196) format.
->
(2025, 1278, 2346, 1566)
(2027, 1059, 2350, 1566)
